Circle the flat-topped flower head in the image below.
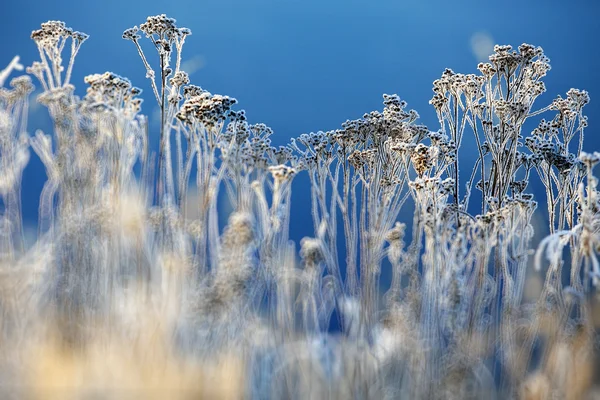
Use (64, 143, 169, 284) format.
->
(176, 91, 237, 128)
(31, 20, 71, 46)
(122, 26, 141, 41)
(82, 71, 143, 116)
(268, 165, 296, 183)
(31, 20, 88, 49)
(579, 152, 600, 170)
(140, 14, 177, 37)
(28, 20, 88, 90)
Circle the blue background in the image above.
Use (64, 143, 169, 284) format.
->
(2, 0, 599, 246)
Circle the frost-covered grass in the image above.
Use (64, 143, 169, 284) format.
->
(0, 15, 599, 399)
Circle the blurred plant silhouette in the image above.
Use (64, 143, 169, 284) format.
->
(0, 15, 598, 399)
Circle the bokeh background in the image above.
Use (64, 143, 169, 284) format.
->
(2, 0, 599, 248)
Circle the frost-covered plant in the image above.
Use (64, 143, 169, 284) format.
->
(0, 15, 597, 399)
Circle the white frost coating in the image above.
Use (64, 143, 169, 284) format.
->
(0, 56, 24, 87)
